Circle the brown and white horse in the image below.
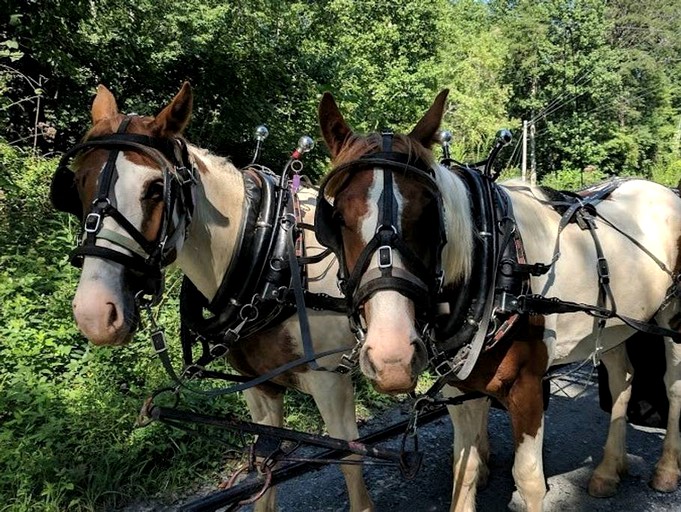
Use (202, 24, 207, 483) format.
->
(316, 90, 681, 511)
(50, 83, 373, 512)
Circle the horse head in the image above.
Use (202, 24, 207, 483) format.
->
(51, 83, 194, 346)
(317, 90, 452, 394)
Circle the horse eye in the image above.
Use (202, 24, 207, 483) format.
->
(333, 210, 346, 227)
(144, 180, 164, 201)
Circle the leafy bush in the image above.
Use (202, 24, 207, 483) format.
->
(0, 139, 249, 511)
(539, 166, 608, 191)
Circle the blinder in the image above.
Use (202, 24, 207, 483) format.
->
(51, 116, 196, 300)
(51, 165, 84, 220)
(316, 130, 447, 328)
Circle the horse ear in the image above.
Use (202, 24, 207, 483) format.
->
(319, 92, 352, 158)
(409, 89, 449, 148)
(91, 85, 119, 125)
(154, 81, 193, 136)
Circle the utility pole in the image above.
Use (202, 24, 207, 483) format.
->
(529, 78, 538, 186)
(530, 120, 536, 186)
(521, 120, 528, 181)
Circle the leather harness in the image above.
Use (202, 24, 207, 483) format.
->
(52, 120, 352, 396)
(315, 136, 681, 383)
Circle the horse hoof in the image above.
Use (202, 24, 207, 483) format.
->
(650, 469, 680, 493)
(588, 475, 619, 498)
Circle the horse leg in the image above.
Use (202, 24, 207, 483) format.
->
(588, 342, 633, 497)
(444, 385, 490, 512)
(507, 372, 546, 512)
(651, 307, 681, 492)
(300, 371, 374, 512)
(242, 387, 285, 512)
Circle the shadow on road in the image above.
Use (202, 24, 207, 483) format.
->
(265, 364, 678, 512)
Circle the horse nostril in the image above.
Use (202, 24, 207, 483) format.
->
(410, 337, 429, 372)
(106, 302, 120, 330)
(360, 347, 378, 380)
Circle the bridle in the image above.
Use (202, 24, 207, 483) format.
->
(51, 116, 196, 302)
(316, 130, 447, 336)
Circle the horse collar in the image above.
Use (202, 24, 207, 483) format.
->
(179, 166, 308, 355)
(428, 169, 531, 380)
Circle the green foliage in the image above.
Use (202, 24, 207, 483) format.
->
(0, 138, 246, 510)
(539, 167, 608, 191)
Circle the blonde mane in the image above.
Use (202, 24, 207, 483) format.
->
(433, 164, 474, 285)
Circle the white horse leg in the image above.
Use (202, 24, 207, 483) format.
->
(444, 385, 490, 512)
(242, 387, 285, 512)
(588, 342, 633, 497)
(300, 371, 374, 512)
(651, 309, 681, 492)
(505, 362, 546, 512)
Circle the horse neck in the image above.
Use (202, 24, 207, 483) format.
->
(435, 165, 474, 285)
(175, 146, 246, 301)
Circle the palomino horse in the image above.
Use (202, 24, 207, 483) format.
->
(315, 89, 681, 511)
(50, 83, 373, 512)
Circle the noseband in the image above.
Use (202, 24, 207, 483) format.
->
(316, 131, 447, 332)
(52, 116, 196, 300)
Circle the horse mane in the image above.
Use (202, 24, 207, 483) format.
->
(325, 133, 436, 198)
(434, 165, 474, 284)
(333, 132, 436, 167)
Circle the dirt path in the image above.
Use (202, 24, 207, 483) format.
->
(127, 366, 681, 511)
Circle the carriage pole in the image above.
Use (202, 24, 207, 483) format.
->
(178, 404, 452, 511)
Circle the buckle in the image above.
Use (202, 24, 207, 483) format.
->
(597, 257, 610, 284)
(433, 359, 455, 377)
(182, 364, 204, 380)
(151, 329, 167, 354)
(175, 165, 196, 186)
(84, 212, 102, 233)
(377, 245, 393, 269)
(209, 343, 229, 358)
(335, 353, 357, 375)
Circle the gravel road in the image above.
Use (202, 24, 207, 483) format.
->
(126, 365, 681, 512)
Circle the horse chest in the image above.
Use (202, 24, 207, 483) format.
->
(227, 326, 307, 387)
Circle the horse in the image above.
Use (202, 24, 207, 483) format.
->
(315, 89, 681, 512)
(49, 82, 373, 512)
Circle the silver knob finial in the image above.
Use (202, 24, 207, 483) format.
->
(255, 125, 269, 142)
(437, 130, 452, 146)
(496, 129, 512, 146)
(297, 135, 315, 154)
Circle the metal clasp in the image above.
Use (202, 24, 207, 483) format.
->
(377, 245, 393, 269)
(84, 212, 102, 233)
(433, 359, 455, 377)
